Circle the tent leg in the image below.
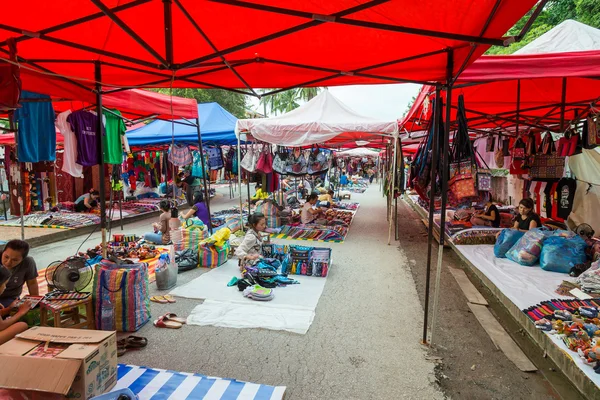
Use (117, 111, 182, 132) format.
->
(245, 143, 251, 214)
(387, 137, 398, 245)
(431, 50, 454, 346)
(95, 61, 108, 258)
(8, 112, 24, 240)
(237, 136, 244, 232)
(421, 86, 442, 344)
(196, 118, 213, 235)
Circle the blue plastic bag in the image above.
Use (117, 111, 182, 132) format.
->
(506, 228, 552, 266)
(494, 229, 524, 258)
(540, 235, 587, 273)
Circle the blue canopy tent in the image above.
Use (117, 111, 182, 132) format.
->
(126, 102, 238, 146)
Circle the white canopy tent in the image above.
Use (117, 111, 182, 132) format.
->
(335, 148, 381, 158)
(236, 90, 398, 146)
(514, 19, 600, 55)
(236, 90, 400, 243)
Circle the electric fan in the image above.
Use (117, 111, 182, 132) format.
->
(45, 256, 93, 293)
(575, 223, 595, 239)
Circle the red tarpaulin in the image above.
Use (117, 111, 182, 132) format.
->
(400, 49, 600, 134)
(0, 0, 537, 92)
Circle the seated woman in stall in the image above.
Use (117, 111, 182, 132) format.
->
(74, 189, 100, 213)
(0, 240, 39, 308)
(318, 190, 335, 208)
(471, 200, 500, 228)
(182, 192, 210, 227)
(143, 200, 172, 245)
(0, 266, 31, 345)
(235, 213, 267, 268)
(513, 198, 542, 232)
(301, 193, 327, 225)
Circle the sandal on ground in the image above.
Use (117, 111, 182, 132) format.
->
(163, 295, 176, 303)
(125, 335, 148, 349)
(117, 339, 127, 357)
(150, 296, 168, 304)
(162, 312, 186, 324)
(154, 316, 183, 329)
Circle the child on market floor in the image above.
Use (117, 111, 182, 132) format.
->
(0, 266, 30, 345)
(235, 213, 267, 269)
(143, 200, 172, 244)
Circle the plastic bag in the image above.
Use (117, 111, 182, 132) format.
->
(493, 229, 524, 258)
(540, 235, 587, 273)
(506, 228, 551, 266)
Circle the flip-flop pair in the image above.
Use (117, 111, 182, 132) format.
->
(150, 295, 176, 304)
(117, 335, 148, 357)
(153, 313, 187, 329)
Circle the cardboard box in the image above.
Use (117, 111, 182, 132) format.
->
(0, 326, 117, 400)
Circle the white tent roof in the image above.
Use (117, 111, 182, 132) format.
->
(514, 19, 600, 55)
(236, 90, 398, 146)
(335, 148, 381, 158)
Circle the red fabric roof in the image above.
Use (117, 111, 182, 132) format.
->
(400, 50, 600, 134)
(19, 68, 198, 119)
(0, 132, 64, 145)
(0, 0, 536, 91)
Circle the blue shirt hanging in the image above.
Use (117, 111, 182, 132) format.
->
(14, 91, 56, 162)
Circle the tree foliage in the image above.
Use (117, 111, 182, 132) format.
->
(259, 87, 322, 116)
(153, 88, 247, 118)
(486, 0, 600, 55)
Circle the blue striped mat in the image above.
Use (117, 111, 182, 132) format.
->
(112, 364, 286, 400)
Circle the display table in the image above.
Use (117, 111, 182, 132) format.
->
(39, 296, 95, 329)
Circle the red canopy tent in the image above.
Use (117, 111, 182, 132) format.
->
(1, 0, 538, 94)
(400, 49, 600, 135)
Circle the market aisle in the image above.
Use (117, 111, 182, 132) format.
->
(29, 185, 442, 399)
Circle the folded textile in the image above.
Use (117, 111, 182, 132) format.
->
(243, 284, 274, 301)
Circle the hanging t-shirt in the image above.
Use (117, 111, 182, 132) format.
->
(544, 182, 554, 219)
(56, 110, 83, 178)
(67, 110, 103, 167)
(14, 91, 56, 163)
(557, 177, 577, 220)
(103, 109, 126, 164)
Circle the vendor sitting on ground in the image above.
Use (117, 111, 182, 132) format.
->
(318, 190, 335, 208)
(143, 200, 171, 244)
(182, 192, 210, 226)
(74, 189, 100, 212)
(301, 193, 327, 225)
(235, 213, 266, 267)
(514, 198, 541, 232)
(0, 240, 39, 308)
(0, 266, 30, 345)
(471, 200, 500, 228)
(251, 184, 269, 204)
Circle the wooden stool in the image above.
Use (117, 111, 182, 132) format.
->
(40, 296, 95, 329)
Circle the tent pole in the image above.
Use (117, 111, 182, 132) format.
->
(560, 77, 567, 132)
(237, 135, 244, 232)
(245, 143, 251, 214)
(516, 79, 521, 139)
(387, 136, 398, 245)
(196, 118, 213, 234)
(95, 61, 108, 258)
(431, 49, 454, 345)
(8, 113, 24, 240)
(421, 86, 441, 344)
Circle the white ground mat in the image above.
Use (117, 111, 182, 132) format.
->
(170, 260, 327, 334)
(455, 245, 575, 309)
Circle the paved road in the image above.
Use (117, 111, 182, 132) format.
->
(31, 185, 443, 399)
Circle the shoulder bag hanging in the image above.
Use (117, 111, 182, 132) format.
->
(240, 143, 258, 173)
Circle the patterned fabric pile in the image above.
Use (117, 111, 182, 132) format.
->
(276, 224, 348, 242)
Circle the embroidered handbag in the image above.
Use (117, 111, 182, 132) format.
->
(449, 175, 477, 200)
(307, 146, 330, 175)
(240, 144, 258, 173)
(530, 154, 565, 180)
(476, 169, 492, 191)
(206, 147, 224, 170)
(272, 146, 288, 174)
(588, 116, 599, 146)
(449, 160, 473, 180)
(255, 145, 273, 174)
(285, 148, 308, 176)
(168, 144, 192, 166)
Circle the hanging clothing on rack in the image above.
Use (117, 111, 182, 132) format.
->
(103, 109, 127, 165)
(168, 144, 192, 166)
(14, 91, 56, 163)
(56, 109, 84, 178)
(206, 147, 224, 170)
(67, 110, 104, 167)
